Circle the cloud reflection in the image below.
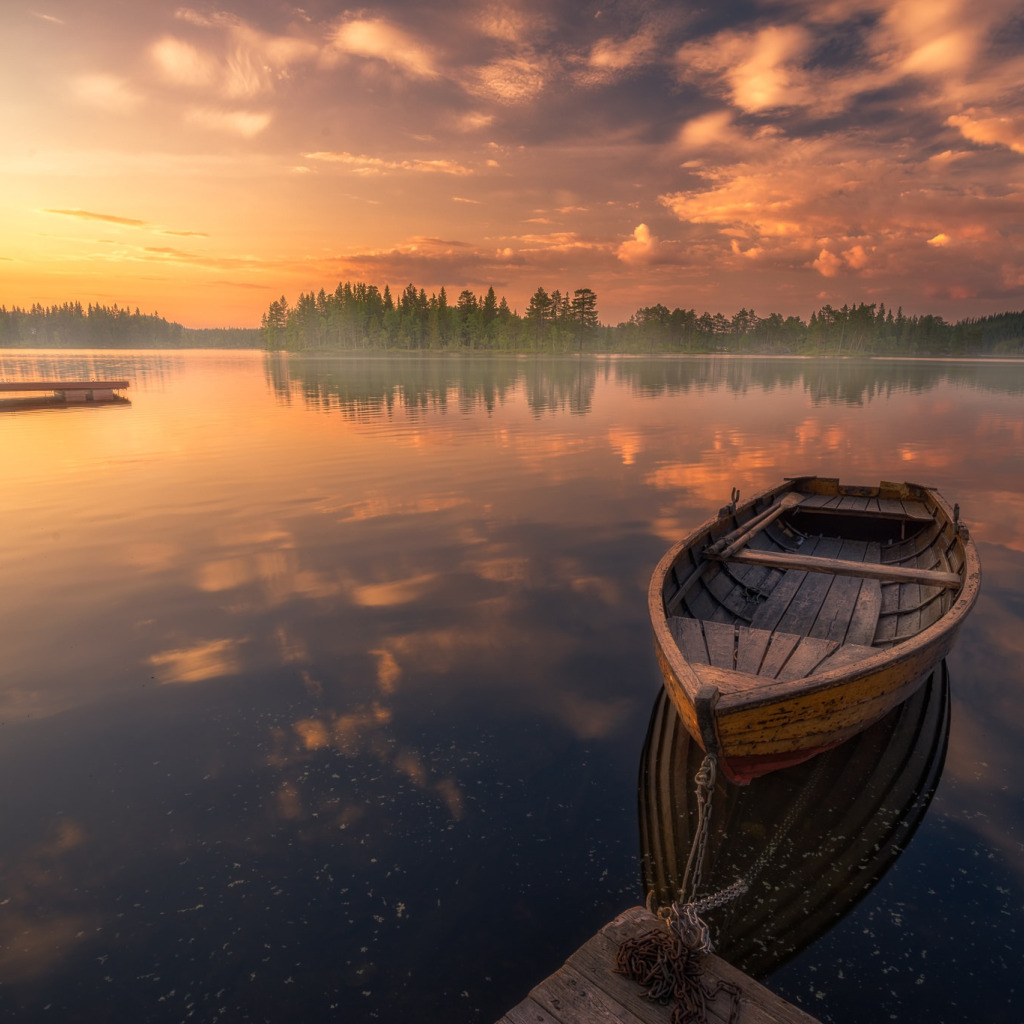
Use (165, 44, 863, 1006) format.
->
(353, 573, 439, 607)
(941, 565, 1024, 886)
(0, 818, 92, 982)
(282, 702, 465, 822)
(148, 638, 244, 684)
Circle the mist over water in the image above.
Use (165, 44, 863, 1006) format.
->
(0, 350, 1021, 1023)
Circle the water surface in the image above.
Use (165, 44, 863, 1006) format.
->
(0, 351, 1021, 1022)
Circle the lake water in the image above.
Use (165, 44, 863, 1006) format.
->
(0, 350, 1021, 1023)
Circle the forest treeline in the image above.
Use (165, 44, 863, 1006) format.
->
(2, 288, 1023, 356)
(0, 301, 259, 348)
(260, 282, 1024, 356)
(261, 283, 600, 353)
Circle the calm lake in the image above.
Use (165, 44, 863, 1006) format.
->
(0, 350, 1021, 1023)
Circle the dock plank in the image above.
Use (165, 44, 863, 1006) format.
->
(527, 962, 647, 1024)
(0, 379, 129, 392)
(500, 1000, 562, 1023)
(497, 908, 822, 1024)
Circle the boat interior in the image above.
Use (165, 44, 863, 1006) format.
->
(661, 488, 967, 683)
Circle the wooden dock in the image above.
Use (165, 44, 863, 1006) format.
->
(0, 380, 130, 402)
(497, 907, 821, 1024)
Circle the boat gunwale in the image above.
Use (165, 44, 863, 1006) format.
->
(648, 476, 982, 716)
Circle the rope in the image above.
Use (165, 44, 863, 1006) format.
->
(616, 753, 745, 1024)
(617, 745, 832, 1023)
(680, 753, 717, 905)
(615, 924, 742, 1024)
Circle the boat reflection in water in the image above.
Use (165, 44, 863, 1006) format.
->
(638, 661, 950, 979)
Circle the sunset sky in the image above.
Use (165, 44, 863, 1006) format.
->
(3, 0, 1024, 328)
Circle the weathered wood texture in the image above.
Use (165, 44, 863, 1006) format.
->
(798, 492, 933, 521)
(496, 907, 822, 1024)
(716, 549, 962, 589)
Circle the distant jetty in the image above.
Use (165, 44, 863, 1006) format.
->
(0, 380, 130, 403)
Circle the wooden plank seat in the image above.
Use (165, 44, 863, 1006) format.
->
(796, 492, 933, 521)
(711, 548, 962, 589)
(668, 616, 878, 683)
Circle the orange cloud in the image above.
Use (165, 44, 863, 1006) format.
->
(72, 73, 142, 113)
(813, 249, 843, 278)
(660, 156, 807, 239)
(184, 107, 271, 137)
(303, 151, 473, 176)
(589, 30, 657, 72)
(475, 6, 540, 43)
(672, 0, 1021, 126)
(151, 15, 318, 105)
(470, 56, 551, 102)
(577, 27, 662, 84)
(45, 209, 147, 227)
(676, 24, 814, 113)
(151, 36, 218, 87)
(617, 223, 658, 265)
(514, 231, 606, 254)
(882, 0, 983, 76)
(331, 18, 438, 78)
(677, 110, 735, 151)
(947, 110, 1024, 154)
(842, 244, 870, 269)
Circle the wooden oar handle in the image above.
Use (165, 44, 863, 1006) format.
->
(708, 492, 803, 556)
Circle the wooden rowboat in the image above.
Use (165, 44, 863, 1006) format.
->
(649, 476, 980, 785)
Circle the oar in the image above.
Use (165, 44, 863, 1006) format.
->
(706, 492, 797, 552)
(709, 492, 804, 558)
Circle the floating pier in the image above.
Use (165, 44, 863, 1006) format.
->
(497, 907, 821, 1024)
(0, 380, 130, 402)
